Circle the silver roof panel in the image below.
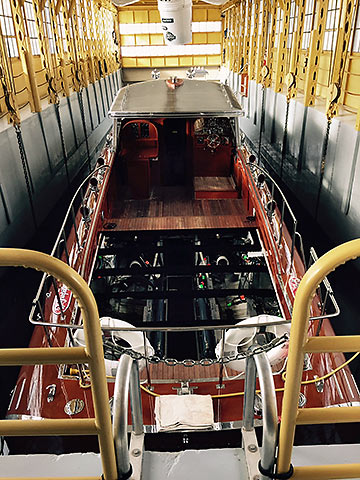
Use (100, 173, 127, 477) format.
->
(109, 79, 243, 118)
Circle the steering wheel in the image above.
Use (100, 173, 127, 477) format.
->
(205, 133, 221, 150)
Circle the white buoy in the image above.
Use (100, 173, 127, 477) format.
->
(157, 0, 192, 45)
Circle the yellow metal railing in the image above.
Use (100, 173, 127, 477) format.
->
(277, 238, 360, 480)
(0, 248, 118, 480)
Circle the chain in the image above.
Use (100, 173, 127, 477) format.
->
(281, 100, 290, 178)
(14, 123, 37, 228)
(78, 88, 91, 173)
(54, 102, 71, 187)
(315, 119, 331, 218)
(103, 333, 289, 368)
(258, 86, 266, 163)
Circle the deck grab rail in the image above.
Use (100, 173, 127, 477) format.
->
(0, 248, 118, 480)
(277, 238, 360, 479)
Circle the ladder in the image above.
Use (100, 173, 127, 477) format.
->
(0, 248, 118, 480)
(277, 238, 360, 479)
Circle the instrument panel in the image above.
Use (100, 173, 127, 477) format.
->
(194, 117, 233, 151)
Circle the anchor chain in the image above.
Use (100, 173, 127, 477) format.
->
(103, 333, 289, 368)
(14, 123, 37, 227)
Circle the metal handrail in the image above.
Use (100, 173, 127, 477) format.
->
(29, 164, 110, 326)
(244, 160, 339, 323)
(246, 162, 299, 265)
(0, 248, 118, 480)
(27, 317, 291, 332)
(113, 355, 144, 478)
(243, 347, 278, 479)
(308, 247, 340, 321)
(277, 238, 360, 479)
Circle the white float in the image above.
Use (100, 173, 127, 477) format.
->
(215, 314, 290, 372)
(73, 317, 154, 376)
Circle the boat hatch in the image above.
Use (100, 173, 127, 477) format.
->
(109, 79, 244, 118)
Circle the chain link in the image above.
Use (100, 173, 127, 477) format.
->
(78, 88, 91, 172)
(54, 102, 70, 186)
(315, 119, 332, 217)
(14, 123, 37, 227)
(258, 86, 266, 162)
(281, 100, 290, 178)
(103, 333, 289, 368)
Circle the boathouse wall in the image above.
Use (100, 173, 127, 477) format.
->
(0, 70, 121, 248)
(228, 73, 360, 247)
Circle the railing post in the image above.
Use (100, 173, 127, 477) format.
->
(243, 347, 278, 480)
(113, 354, 133, 479)
(254, 352, 277, 479)
(130, 361, 144, 436)
(243, 355, 256, 431)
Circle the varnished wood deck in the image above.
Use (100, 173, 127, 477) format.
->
(140, 363, 241, 382)
(103, 187, 256, 231)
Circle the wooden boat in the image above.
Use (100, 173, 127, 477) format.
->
(5, 78, 360, 458)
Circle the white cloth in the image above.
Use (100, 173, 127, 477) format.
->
(155, 394, 214, 432)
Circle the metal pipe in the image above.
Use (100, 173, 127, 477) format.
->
(130, 361, 144, 436)
(113, 354, 133, 479)
(0, 346, 88, 366)
(0, 418, 97, 436)
(243, 355, 256, 431)
(254, 351, 278, 479)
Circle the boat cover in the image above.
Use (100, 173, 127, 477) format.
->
(109, 79, 243, 118)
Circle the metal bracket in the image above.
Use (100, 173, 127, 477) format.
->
(129, 432, 144, 480)
(242, 427, 261, 480)
(172, 381, 198, 395)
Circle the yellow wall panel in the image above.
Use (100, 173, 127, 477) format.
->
(150, 34, 164, 45)
(207, 8, 221, 21)
(165, 56, 179, 67)
(194, 55, 207, 65)
(193, 9, 207, 22)
(151, 57, 165, 67)
(134, 10, 149, 23)
(179, 56, 193, 66)
(137, 58, 151, 67)
(193, 33, 207, 44)
(149, 9, 161, 22)
(136, 34, 150, 45)
(121, 35, 136, 46)
(119, 11, 134, 23)
(122, 57, 137, 67)
(207, 55, 221, 65)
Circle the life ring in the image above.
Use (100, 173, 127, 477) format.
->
(73, 317, 154, 376)
(215, 314, 290, 372)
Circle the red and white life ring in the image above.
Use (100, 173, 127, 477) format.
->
(215, 314, 290, 372)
